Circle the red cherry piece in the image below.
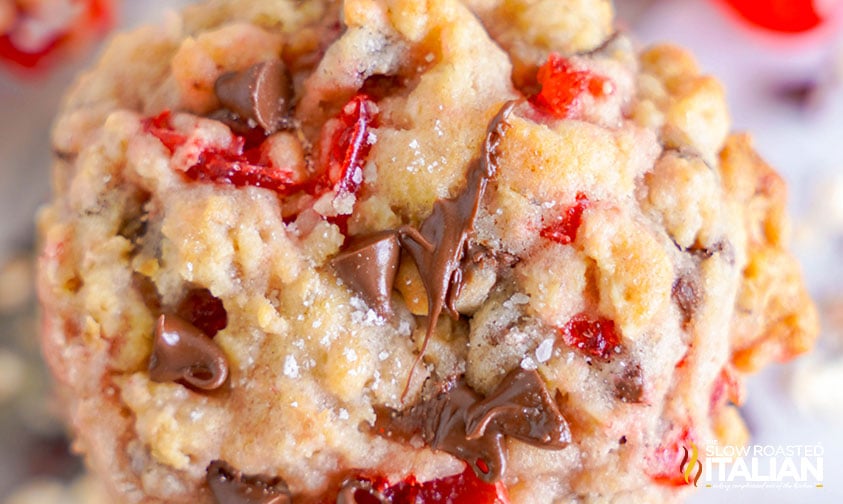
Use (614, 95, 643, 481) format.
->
(720, 0, 827, 33)
(142, 111, 187, 153)
(540, 193, 589, 245)
(318, 94, 378, 196)
(649, 428, 699, 487)
(184, 142, 297, 193)
(709, 366, 741, 412)
(531, 54, 611, 119)
(142, 110, 298, 194)
(176, 288, 228, 337)
(559, 313, 621, 361)
(347, 465, 509, 504)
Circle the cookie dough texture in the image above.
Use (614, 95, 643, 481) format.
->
(38, 0, 817, 503)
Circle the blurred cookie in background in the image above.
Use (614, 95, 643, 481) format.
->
(0, 0, 113, 72)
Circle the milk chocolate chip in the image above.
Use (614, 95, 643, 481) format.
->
(614, 364, 644, 404)
(331, 231, 400, 317)
(206, 460, 291, 504)
(214, 59, 292, 134)
(373, 368, 569, 483)
(672, 273, 700, 326)
(374, 378, 506, 482)
(148, 313, 229, 390)
(465, 367, 572, 449)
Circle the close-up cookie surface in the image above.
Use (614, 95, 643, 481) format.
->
(37, 0, 818, 502)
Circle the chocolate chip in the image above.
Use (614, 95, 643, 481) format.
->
(619, 435, 627, 445)
(465, 368, 571, 449)
(689, 239, 734, 265)
(214, 59, 292, 134)
(206, 109, 261, 137)
(396, 101, 517, 386)
(372, 368, 569, 483)
(614, 364, 644, 404)
(132, 273, 161, 312)
(148, 313, 229, 390)
(373, 380, 506, 482)
(336, 478, 388, 504)
(671, 273, 700, 326)
(206, 460, 291, 504)
(331, 231, 400, 317)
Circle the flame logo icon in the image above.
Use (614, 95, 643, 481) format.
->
(680, 442, 703, 486)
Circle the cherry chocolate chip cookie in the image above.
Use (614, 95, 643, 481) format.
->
(38, 0, 818, 502)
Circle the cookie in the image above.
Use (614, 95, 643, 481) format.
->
(37, 0, 818, 502)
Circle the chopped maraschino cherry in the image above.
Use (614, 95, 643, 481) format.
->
(540, 193, 589, 245)
(176, 288, 227, 337)
(0, 0, 112, 70)
(141, 111, 298, 194)
(559, 313, 621, 361)
(343, 465, 510, 504)
(143, 94, 379, 203)
(718, 0, 833, 33)
(184, 143, 297, 193)
(650, 427, 700, 487)
(709, 366, 742, 412)
(316, 94, 378, 196)
(142, 111, 187, 154)
(531, 54, 611, 119)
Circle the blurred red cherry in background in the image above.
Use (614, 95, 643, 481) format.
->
(717, 0, 842, 33)
(0, 0, 112, 71)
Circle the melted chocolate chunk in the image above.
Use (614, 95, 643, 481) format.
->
(465, 367, 571, 449)
(331, 231, 400, 317)
(148, 313, 229, 390)
(374, 380, 505, 482)
(671, 273, 701, 326)
(614, 364, 644, 404)
(336, 478, 389, 504)
(206, 460, 291, 504)
(133, 272, 161, 312)
(373, 368, 569, 483)
(396, 101, 516, 376)
(214, 59, 293, 134)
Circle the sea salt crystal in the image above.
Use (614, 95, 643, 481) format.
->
(536, 339, 554, 363)
(521, 356, 538, 370)
(283, 355, 300, 378)
(344, 348, 358, 362)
